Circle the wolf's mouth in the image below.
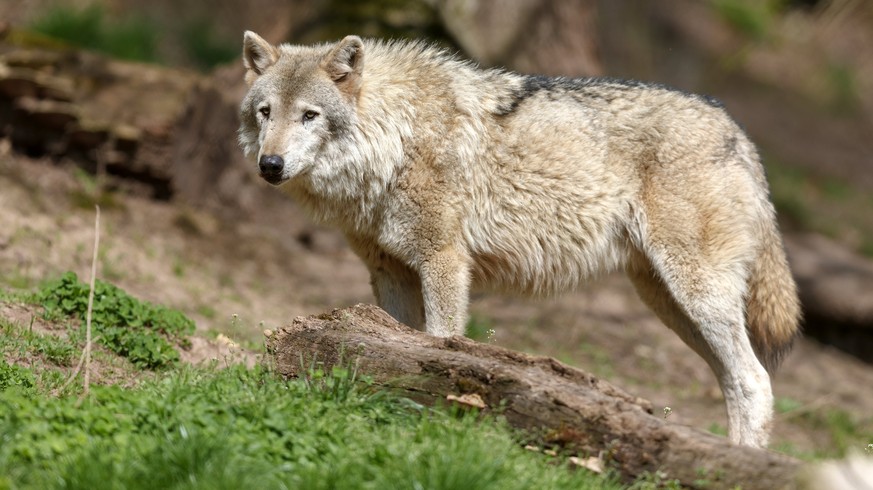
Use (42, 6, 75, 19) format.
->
(260, 173, 288, 186)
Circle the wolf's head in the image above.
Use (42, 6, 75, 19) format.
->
(238, 32, 364, 186)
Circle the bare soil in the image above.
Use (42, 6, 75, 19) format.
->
(1, 147, 871, 458)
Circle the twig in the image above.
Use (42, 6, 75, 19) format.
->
(58, 205, 100, 398)
(57, 335, 101, 394)
(58, 339, 88, 394)
(82, 205, 100, 398)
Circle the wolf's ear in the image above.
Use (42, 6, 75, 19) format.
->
(322, 35, 364, 96)
(243, 31, 279, 78)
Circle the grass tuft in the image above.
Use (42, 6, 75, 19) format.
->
(0, 359, 35, 392)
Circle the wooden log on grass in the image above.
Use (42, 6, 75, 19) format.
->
(266, 304, 802, 489)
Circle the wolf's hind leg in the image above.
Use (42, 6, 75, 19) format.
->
(627, 249, 773, 448)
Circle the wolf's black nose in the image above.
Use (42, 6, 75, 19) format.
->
(259, 154, 284, 175)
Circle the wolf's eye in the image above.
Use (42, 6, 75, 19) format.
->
(259, 106, 270, 118)
(302, 110, 319, 122)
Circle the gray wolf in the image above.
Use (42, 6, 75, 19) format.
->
(238, 31, 801, 447)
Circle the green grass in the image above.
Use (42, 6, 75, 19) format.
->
(465, 314, 496, 342)
(774, 399, 873, 459)
(707, 423, 728, 437)
(1, 272, 625, 487)
(801, 409, 873, 458)
(0, 364, 622, 490)
(0, 358, 36, 391)
(37, 272, 195, 369)
(626, 471, 683, 490)
(774, 396, 803, 414)
(221, 313, 269, 350)
(0, 317, 77, 367)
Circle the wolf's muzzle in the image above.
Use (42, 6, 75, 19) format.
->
(258, 154, 286, 184)
(259, 154, 284, 175)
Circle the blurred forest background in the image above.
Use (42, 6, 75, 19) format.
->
(1, 0, 872, 460)
(4, 0, 871, 253)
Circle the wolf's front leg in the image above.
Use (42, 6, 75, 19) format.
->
(418, 247, 471, 337)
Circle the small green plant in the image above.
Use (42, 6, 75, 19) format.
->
(708, 422, 728, 436)
(775, 396, 803, 414)
(466, 314, 496, 342)
(0, 359, 35, 391)
(691, 466, 725, 489)
(70, 168, 120, 211)
(301, 356, 376, 406)
(37, 272, 194, 369)
(628, 470, 683, 490)
(305, 364, 358, 401)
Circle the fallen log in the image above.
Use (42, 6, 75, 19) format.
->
(266, 304, 802, 489)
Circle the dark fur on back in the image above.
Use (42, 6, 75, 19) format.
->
(494, 75, 724, 117)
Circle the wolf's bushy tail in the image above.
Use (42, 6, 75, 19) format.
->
(745, 218, 801, 375)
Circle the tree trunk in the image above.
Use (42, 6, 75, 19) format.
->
(266, 304, 802, 489)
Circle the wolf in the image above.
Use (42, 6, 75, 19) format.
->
(238, 31, 800, 448)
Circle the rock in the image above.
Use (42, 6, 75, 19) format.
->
(433, 0, 602, 76)
(786, 233, 873, 361)
(13, 96, 78, 129)
(0, 39, 199, 199)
